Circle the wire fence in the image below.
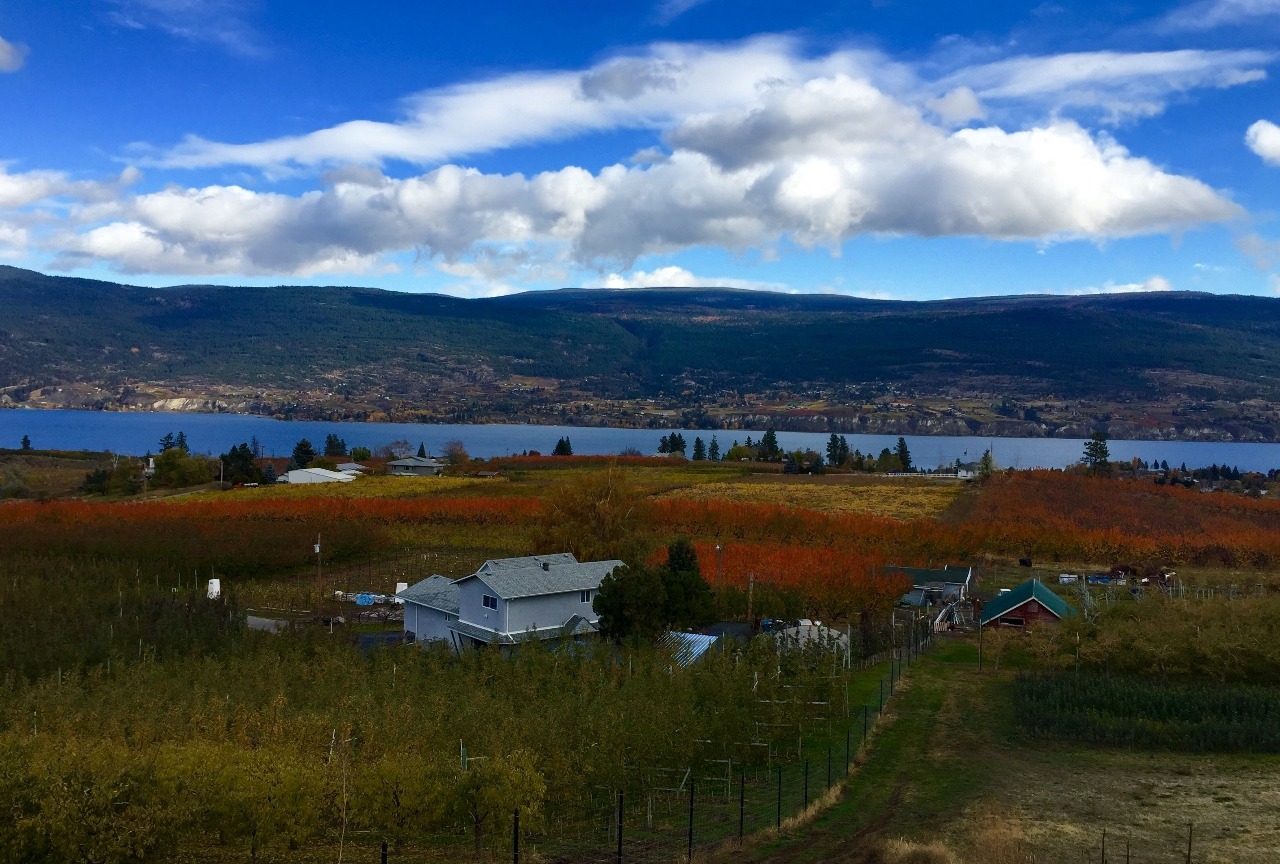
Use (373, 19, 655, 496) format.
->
(460, 637, 925, 864)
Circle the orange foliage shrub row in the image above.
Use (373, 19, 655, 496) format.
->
(652, 473, 1280, 569)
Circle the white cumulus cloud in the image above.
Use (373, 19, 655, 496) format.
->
(1246, 119, 1280, 165)
(591, 266, 786, 291)
(47, 71, 1242, 279)
(1063, 275, 1174, 295)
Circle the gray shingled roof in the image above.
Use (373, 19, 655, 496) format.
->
(458, 553, 622, 600)
(397, 575, 460, 614)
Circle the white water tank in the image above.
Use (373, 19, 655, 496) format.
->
(393, 582, 408, 604)
(207, 578, 221, 600)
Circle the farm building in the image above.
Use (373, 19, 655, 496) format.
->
(893, 564, 974, 607)
(283, 468, 355, 484)
(980, 580, 1075, 628)
(388, 456, 445, 476)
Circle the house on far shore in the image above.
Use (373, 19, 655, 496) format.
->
(284, 467, 355, 484)
(388, 456, 445, 477)
(981, 580, 1075, 628)
(399, 553, 622, 650)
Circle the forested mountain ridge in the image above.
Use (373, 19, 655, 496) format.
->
(2, 266, 1279, 441)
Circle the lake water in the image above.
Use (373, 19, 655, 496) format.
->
(3, 408, 1280, 472)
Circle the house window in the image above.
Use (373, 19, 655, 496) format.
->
(1002, 616, 1025, 627)
(482, 594, 498, 610)
(580, 590, 592, 603)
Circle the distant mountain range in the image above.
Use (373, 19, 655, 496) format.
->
(2, 266, 1279, 441)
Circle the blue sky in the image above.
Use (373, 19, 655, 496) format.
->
(1, 0, 1279, 300)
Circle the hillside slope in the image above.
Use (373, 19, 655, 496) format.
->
(2, 267, 1278, 440)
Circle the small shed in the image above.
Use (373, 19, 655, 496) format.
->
(980, 580, 1075, 628)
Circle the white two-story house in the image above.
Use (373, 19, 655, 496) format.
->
(397, 553, 622, 650)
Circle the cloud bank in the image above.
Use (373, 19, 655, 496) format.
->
(0, 38, 1256, 283)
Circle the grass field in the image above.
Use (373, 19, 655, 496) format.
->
(728, 640, 1280, 864)
(659, 474, 966, 519)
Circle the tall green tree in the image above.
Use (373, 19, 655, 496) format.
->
(662, 538, 715, 629)
(323, 434, 347, 457)
(760, 429, 781, 460)
(417, 442, 427, 458)
(594, 564, 667, 639)
(826, 433, 842, 468)
(1083, 431, 1111, 473)
(19, 434, 30, 451)
(707, 435, 720, 461)
(895, 437, 912, 472)
(291, 439, 317, 468)
(552, 436, 573, 456)
(691, 437, 706, 460)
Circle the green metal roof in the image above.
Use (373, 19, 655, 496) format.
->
(981, 580, 1075, 625)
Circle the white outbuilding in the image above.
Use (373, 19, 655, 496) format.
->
(283, 468, 355, 484)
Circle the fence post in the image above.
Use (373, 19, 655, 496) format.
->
(738, 768, 745, 840)
(381, 841, 388, 864)
(803, 760, 809, 809)
(513, 810, 519, 864)
(687, 779, 695, 862)
(776, 765, 782, 828)
(1101, 827, 1106, 864)
(1186, 822, 1193, 864)
(616, 791, 624, 864)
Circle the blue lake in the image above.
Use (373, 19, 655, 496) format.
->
(3, 409, 1280, 472)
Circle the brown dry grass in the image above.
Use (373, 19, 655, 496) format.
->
(657, 475, 964, 520)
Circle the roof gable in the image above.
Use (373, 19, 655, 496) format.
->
(981, 580, 1075, 624)
(398, 575, 460, 614)
(456, 554, 622, 600)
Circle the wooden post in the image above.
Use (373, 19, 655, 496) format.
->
(1186, 822, 1193, 864)
(687, 779, 695, 861)
(738, 769, 745, 840)
(776, 765, 782, 828)
(616, 791, 624, 864)
(512, 809, 519, 864)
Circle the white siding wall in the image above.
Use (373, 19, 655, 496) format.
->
(505, 590, 596, 635)
(457, 577, 504, 634)
(405, 602, 454, 643)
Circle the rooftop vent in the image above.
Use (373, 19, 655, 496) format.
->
(541, 561, 550, 571)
